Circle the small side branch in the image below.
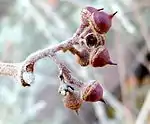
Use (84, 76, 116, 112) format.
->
(0, 62, 19, 78)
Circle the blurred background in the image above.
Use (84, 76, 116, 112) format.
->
(0, 0, 149, 124)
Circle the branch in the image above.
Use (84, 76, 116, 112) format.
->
(19, 27, 88, 87)
(0, 6, 117, 113)
(0, 22, 91, 87)
(0, 62, 19, 77)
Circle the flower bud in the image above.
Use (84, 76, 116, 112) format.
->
(81, 6, 104, 25)
(91, 11, 117, 34)
(81, 80, 104, 102)
(90, 46, 117, 67)
(63, 91, 82, 111)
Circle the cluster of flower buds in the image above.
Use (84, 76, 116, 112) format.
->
(67, 6, 117, 67)
(60, 6, 117, 113)
(58, 79, 105, 114)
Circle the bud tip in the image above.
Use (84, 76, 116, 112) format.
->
(110, 11, 118, 18)
(109, 61, 117, 65)
(100, 99, 106, 104)
(97, 8, 104, 11)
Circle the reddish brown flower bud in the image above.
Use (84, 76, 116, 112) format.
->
(81, 80, 104, 102)
(91, 11, 117, 34)
(81, 6, 104, 25)
(90, 46, 117, 67)
(63, 91, 82, 112)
